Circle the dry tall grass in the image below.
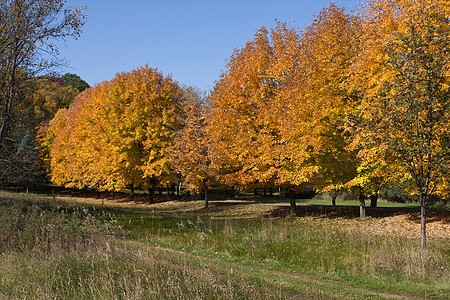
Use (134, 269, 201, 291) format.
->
(0, 197, 284, 299)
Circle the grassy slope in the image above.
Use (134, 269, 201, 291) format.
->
(0, 190, 448, 299)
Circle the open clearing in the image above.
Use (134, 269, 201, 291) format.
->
(0, 190, 448, 299)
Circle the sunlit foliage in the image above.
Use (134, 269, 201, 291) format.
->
(46, 65, 183, 191)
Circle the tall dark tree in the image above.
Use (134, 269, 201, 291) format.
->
(0, 0, 85, 145)
(61, 73, 90, 92)
(0, 0, 85, 184)
(5, 133, 46, 192)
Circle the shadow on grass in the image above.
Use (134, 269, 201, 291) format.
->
(5, 187, 447, 226)
(264, 204, 449, 224)
(58, 188, 450, 225)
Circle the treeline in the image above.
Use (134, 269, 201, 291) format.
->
(9, 0, 450, 253)
(47, 1, 448, 195)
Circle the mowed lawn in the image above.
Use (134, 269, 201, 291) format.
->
(0, 190, 448, 299)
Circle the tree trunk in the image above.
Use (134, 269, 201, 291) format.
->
(263, 188, 267, 197)
(420, 192, 427, 255)
(158, 186, 162, 195)
(289, 188, 296, 215)
(204, 187, 209, 208)
(0, 100, 11, 144)
(0, 52, 17, 145)
(331, 191, 338, 206)
(269, 187, 273, 197)
(52, 189, 56, 206)
(359, 192, 366, 220)
(171, 183, 176, 196)
(111, 190, 115, 200)
(130, 184, 135, 201)
(148, 187, 154, 204)
(370, 193, 378, 208)
(253, 188, 257, 196)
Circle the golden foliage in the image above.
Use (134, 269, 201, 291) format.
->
(46, 65, 183, 191)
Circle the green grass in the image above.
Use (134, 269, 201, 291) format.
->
(113, 208, 448, 299)
(0, 190, 448, 299)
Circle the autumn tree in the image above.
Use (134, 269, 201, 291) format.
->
(350, 0, 450, 252)
(272, 5, 362, 213)
(302, 4, 364, 214)
(300, 4, 361, 207)
(44, 92, 95, 189)
(46, 65, 184, 200)
(208, 27, 281, 195)
(169, 86, 213, 207)
(0, 0, 85, 186)
(209, 17, 360, 214)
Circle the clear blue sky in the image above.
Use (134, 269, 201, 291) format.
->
(59, 0, 363, 92)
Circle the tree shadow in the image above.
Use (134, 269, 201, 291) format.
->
(189, 202, 251, 214)
(264, 204, 449, 224)
(24, 187, 449, 224)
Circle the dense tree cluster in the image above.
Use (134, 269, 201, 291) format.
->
(0, 0, 85, 186)
(0, 0, 85, 145)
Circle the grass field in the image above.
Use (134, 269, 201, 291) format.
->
(0, 190, 448, 299)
